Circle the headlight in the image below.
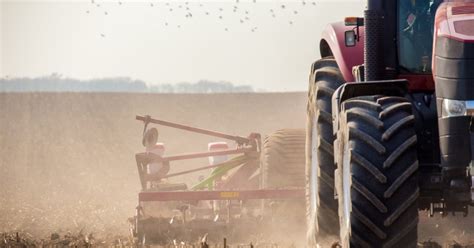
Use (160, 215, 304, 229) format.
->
(442, 99, 467, 117)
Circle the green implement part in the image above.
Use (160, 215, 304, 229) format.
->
(191, 155, 249, 190)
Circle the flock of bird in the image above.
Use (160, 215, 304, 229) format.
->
(85, 0, 318, 37)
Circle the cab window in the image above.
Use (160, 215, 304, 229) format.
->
(398, 0, 442, 74)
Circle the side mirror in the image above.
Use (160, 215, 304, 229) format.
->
(345, 30, 357, 47)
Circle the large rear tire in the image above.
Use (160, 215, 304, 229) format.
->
(306, 58, 344, 246)
(335, 96, 419, 247)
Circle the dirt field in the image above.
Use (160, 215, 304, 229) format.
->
(0, 92, 473, 246)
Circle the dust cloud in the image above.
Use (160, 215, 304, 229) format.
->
(0, 92, 306, 239)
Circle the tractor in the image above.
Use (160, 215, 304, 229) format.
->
(306, 0, 474, 247)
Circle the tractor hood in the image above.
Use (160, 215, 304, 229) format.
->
(433, 2, 474, 184)
(433, 1, 474, 101)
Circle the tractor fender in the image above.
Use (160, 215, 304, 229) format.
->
(320, 22, 365, 82)
(331, 80, 409, 135)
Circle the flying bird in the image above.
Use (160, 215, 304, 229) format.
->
(85, 0, 309, 35)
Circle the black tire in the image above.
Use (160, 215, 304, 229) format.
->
(335, 96, 419, 247)
(306, 58, 345, 246)
(262, 129, 306, 189)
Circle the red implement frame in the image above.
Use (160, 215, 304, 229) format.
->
(139, 189, 304, 202)
(136, 147, 255, 164)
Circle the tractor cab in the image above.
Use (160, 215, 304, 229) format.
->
(345, 0, 444, 76)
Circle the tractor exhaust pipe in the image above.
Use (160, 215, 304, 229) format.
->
(364, 1, 384, 81)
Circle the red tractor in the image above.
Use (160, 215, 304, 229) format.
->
(306, 0, 474, 247)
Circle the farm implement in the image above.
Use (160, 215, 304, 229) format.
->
(130, 115, 306, 245)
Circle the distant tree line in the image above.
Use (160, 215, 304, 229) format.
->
(0, 74, 254, 93)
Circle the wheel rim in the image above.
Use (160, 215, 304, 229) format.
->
(341, 139, 352, 246)
(310, 113, 320, 231)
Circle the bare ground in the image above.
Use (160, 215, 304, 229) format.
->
(0, 92, 472, 246)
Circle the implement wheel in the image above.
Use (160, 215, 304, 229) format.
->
(306, 57, 344, 246)
(335, 96, 419, 247)
(262, 129, 306, 188)
(261, 129, 306, 240)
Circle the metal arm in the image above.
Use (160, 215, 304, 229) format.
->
(136, 115, 251, 145)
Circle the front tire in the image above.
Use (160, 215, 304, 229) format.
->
(335, 96, 419, 247)
(306, 58, 345, 246)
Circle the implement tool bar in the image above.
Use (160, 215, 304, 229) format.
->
(139, 189, 305, 202)
(163, 148, 254, 162)
(136, 115, 251, 144)
(162, 156, 248, 179)
(136, 147, 254, 163)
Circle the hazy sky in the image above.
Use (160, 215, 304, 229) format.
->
(1, 0, 365, 91)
